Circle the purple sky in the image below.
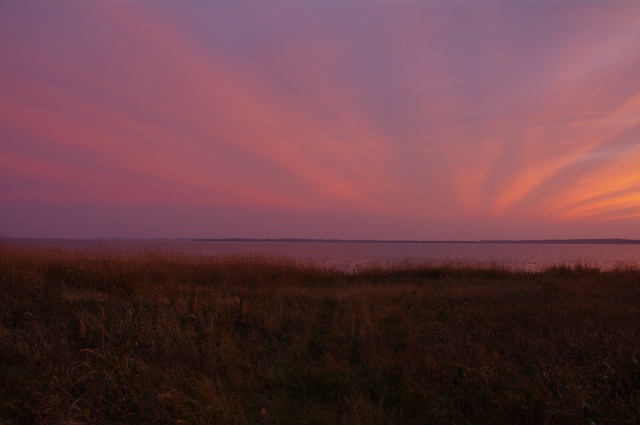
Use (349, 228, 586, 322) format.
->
(1, 1, 639, 240)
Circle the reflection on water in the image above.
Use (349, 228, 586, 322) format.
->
(9, 238, 640, 272)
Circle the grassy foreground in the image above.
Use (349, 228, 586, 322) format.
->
(1, 245, 639, 424)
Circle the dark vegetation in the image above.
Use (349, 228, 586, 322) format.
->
(1, 244, 639, 424)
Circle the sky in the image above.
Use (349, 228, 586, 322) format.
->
(1, 1, 639, 240)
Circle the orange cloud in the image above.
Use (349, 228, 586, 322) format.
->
(2, 1, 638, 238)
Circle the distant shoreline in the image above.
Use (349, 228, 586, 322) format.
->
(5, 237, 640, 245)
(192, 238, 640, 245)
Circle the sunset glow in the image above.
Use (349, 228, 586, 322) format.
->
(1, 1, 639, 239)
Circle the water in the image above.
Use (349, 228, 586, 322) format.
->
(8, 238, 640, 271)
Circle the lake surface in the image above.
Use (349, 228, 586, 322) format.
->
(8, 238, 640, 271)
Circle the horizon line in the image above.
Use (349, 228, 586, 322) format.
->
(4, 237, 640, 245)
(191, 238, 640, 245)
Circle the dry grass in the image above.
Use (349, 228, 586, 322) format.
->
(1, 243, 639, 424)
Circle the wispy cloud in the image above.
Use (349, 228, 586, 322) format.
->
(1, 1, 638, 238)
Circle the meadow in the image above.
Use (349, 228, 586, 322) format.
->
(1, 244, 639, 424)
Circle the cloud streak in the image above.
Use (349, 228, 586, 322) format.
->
(1, 0, 638, 238)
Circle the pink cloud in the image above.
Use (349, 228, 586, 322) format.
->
(1, 1, 638, 238)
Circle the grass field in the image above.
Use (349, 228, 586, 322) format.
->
(1, 244, 639, 424)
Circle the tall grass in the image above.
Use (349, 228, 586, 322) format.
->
(1, 244, 639, 424)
